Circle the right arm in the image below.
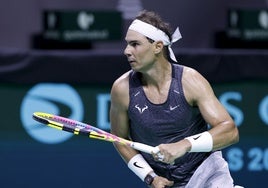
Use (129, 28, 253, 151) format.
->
(109, 72, 173, 188)
(110, 72, 138, 162)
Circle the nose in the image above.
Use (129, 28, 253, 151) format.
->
(124, 45, 131, 57)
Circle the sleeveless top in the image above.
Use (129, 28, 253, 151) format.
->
(128, 64, 211, 186)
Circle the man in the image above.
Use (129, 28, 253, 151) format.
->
(110, 10, 239, 188)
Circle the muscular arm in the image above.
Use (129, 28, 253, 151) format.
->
(157, 67, 239, 164)
(109, 72, 138, 163)
(182, 67, 239, 150)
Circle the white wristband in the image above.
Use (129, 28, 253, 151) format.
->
(127, 154, 153, 181)
(185, 131, 213, 152)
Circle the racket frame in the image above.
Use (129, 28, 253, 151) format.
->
(32, 112, 160, 154)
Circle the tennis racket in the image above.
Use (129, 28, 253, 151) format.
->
(32, 112, 161, 155)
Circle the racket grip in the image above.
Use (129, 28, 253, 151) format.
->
(131, 143, 166, 163)
(152, 146, 164, 161)
(130, 142, 158, 154)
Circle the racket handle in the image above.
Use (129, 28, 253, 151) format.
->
(131, 143, 166, 163)
(152, 146, 165, 161)
(130, 142, 158, 154)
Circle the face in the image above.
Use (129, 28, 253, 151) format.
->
(124, 30, 156, 72)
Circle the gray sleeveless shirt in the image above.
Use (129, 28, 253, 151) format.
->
(128, 64, 211, 186)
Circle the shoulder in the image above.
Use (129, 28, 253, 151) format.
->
(181, 66, 214, 106)
(110, 71, 131, 107)
(182, 66, 201, 77)
(111, 71, 131, 93)
(182, 66, 210, 87)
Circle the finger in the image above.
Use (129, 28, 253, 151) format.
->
(164, 180, 174, 188)
(152, 146, 165, 161)
(152, 147, 175, 165)
(151, 146, 160, 154)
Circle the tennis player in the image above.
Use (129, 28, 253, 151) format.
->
(110, 10, 240, 188)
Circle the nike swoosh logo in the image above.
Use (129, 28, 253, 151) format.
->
(193, 135, 201, 140)
(169, 105, 179, 111)
(174, 90, 180, 95)
(134, 162, 144, 169)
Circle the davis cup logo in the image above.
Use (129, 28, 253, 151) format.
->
(20, 83, 84, 144)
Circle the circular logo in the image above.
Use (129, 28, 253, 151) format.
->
(20, 83, 84, 144)
(259, 11, 268, 29)
(77, 11, 94, 30)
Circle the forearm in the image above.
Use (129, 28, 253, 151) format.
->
(185, 121, 239, 153)
(209, 121, 239, 150)
(113, 142, 139, 163)
(113, 143, 155, 182)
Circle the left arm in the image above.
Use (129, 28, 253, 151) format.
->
(186, 68, 239, 150)
(155, 67, 239, 163)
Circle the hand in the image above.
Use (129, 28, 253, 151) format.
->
(150, 176, 174, 188)
(153, 139, 191, 164)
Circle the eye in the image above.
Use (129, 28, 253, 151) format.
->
(129, 41, 139, 47)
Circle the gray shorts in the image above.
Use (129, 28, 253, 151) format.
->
(174, 151, 235, 188)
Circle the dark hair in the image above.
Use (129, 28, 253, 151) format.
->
(135, 10, 172, 60)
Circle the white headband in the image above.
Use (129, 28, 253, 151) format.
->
(128, 19, 182, 62)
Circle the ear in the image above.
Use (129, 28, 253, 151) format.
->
(154, 41, 164, 54)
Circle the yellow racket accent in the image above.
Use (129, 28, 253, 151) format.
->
(47, 122, 64, 130)
(74, 128, 80, 135)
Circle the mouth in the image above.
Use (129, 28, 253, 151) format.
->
(128, 59, 136, 64)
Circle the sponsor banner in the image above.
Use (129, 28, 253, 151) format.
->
(43, 10, 122, 41)
(214, 81, 268, 187)
(0, 81, 267, 187)
(227, 8, 268, 40)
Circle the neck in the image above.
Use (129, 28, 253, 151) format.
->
(141, 61, 172, 88)
(140, 62, 173, 104)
